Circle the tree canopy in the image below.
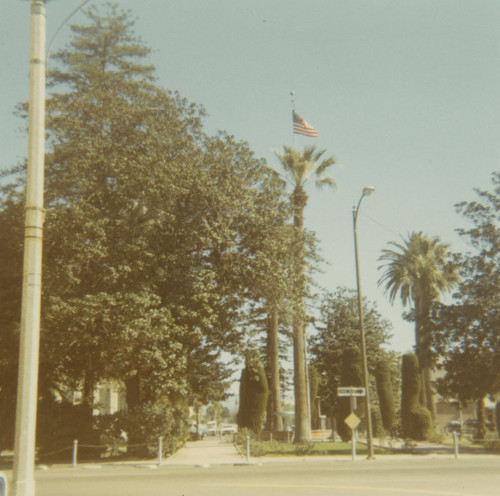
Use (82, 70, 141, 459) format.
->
(433, 172, 500, 405)
(310, 288, 393, 427)
(0, 3, 291, 448)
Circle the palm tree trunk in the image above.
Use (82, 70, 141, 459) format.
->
(414, 297, 437, 420)
(291, 187, 311, 443)
(423, 367, 437, 420)
(268, 305, 283, 431)
(414, 301, 426, 408)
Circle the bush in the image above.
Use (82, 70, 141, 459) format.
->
(249, 439, 267, 457)
(401, 353, 421, 439)
(37, 400, 100, 458)
(237, 350, 269, 436)
(409, 407, 432, 441)
(375, 360, 397, 433)
(370, 406, 385, 438)
(294, 441, 314, 456)
(118, 402, 188, 458)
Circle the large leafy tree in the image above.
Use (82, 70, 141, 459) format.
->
(0, 3, 290, 447)
(432, 172, 500, 437)
(310, 287, 393, 438)
(274, 145, 336, 442)
(0, 193, 24, 448)
(378, 232, 458, 420)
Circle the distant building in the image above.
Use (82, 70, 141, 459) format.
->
(92, 380, 127, 415)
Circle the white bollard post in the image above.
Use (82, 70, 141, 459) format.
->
(453, 431, 459, 459)
(158, 437, 163, 466)
(72, 440, 78, 468)
(246, 436, 250, 463)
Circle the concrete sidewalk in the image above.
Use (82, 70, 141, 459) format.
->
(163, 438, 246, 466)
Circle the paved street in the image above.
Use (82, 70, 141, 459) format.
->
(19, 456, 500, 496)
(2, 439, 499, 496)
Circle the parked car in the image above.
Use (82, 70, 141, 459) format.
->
(446, 420, 462, 434)
(207, 421, 218, 436)
(220, 423, 238, 434)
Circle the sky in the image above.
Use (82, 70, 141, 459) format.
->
(1, 0, 499, 356)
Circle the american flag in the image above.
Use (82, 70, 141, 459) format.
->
(293, 111, 318, 137)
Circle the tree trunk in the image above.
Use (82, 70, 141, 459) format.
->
(476, 397, 486, 440)
(291, 187, 311, 443)
(125, 375, 141, 410)
(81, 365, 96, 434)
(268, 305, 283, 431)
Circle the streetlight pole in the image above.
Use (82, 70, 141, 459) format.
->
(12, 2, 46, 495)
(352, 186, 375, 460)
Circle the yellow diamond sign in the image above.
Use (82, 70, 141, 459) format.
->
(344, 412, 361, 430)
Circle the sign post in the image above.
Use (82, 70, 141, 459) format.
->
(338, 387, 366, 461)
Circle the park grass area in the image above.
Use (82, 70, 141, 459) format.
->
(250, 440, 391, 457)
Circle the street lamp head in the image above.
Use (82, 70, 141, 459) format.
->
(362, 186, 375, 197)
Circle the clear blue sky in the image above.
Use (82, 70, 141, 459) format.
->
(2, 0, 499, 354)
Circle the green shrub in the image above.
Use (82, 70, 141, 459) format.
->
(409, 407, 432, 441)
(267, 440, 284, 455)
(401, 353, 421, 439)
(36, 400, 100, 458)
(118, 402, 187, 458)
(375, 360, 397, 433)
(370, 406, 385, 438)
(249, 439, 267, 457)
(236, 427, 253, 445)
(294, 441, 314, 456)
(237, 350, 269, 436)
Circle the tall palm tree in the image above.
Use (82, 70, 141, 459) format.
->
(275, 145, 336, 442)
(378, 232, 458, 420)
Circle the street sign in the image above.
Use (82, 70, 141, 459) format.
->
(337, 387, 366, 397)
(344, 412, 361, 430)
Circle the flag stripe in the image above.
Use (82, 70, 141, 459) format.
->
(293, 111, 318, 137)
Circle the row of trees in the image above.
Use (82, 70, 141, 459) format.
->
(0, 4, 299, 451)
(1, 3, 498, 450)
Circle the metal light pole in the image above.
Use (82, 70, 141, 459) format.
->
(352, 186, 375, 460)
(12, 2, 46, 495)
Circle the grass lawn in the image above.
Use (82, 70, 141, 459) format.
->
(252, 440, 393, 457)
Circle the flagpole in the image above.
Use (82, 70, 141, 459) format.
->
(290, 90, 296, 147)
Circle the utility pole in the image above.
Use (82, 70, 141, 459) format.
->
(353, 187, 375, 460)
(12, 2, 46, 495)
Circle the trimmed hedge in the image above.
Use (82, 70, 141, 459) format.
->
(375, 360, 397, 434)
(237, 350, 269, 435)
(401, 353, 432, 440)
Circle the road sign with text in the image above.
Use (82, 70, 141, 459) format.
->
(337, 387, 366, 397)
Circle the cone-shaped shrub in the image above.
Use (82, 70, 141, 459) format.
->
(401, 353, 432, 440)
(237, 350, 269, 436)
(375, 360, 396, 434)
(401, 353, 421, 438)
(370, 406, 385, 438)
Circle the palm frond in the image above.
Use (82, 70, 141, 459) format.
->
(315, 177, 336, 189)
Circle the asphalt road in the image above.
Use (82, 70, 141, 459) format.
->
(7, 455, 500, 496)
